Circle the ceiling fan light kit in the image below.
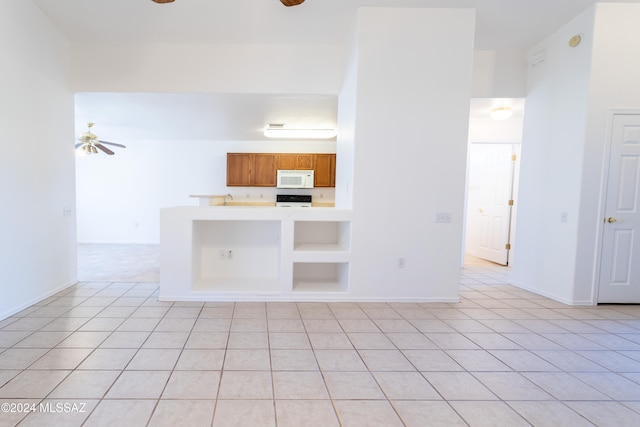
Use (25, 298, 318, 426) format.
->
(280, 0, 306, 6)
(75, 122, 126, 156)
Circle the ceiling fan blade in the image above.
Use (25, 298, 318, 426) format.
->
(98, 140, 126, 148)
(75, 143, 84, 149)
(95, 143, 115, 155)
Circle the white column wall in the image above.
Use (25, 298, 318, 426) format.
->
(577, 3, 640, 303)
(345, 8, 475, 300)
(0, 0, 75, 318)
(513, 3, 640, 305)
(511, 8, 595, 304)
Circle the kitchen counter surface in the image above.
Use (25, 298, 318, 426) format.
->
(189, 194, 335, 208)
(164, 205, 349, 221)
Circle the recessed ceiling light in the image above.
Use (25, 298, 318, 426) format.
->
(490, 106, 513, 120)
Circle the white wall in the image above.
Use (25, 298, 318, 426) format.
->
(76, 139, 335, 243)
(472, 50, 528, 98)
(0, 0, 75, 318)
(342, 8, 475, 300)
(577, 3, 640, 302)
(71, 43, 344, 94)
(73, 7, 475, 302)
(513, 3, 640, 305)
(71, 34, 345, 245)
(512, 7, 594, 304)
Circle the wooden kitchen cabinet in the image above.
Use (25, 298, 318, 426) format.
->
(227, 152, 335, 187)
(295, 154, 314, 170)
(251, 154, 277, 186)
(277, 154, 296, 170)
(227, 153, 252, 186)
(277, 154, 314, 170)
(227, 153, 277, 186)
(314, 154, 336, 187)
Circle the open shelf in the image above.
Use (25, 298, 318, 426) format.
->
(192, 220, 281, 292)
(293, 221, 351, 252)
(292, 262, 349, 293)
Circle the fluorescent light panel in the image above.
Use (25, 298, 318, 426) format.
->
(264, 125, 336, 139)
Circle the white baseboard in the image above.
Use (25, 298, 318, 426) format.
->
(0, 280, 79, 321)
(509, 279, 596, 306)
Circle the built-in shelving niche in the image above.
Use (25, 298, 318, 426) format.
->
(292, 221, 350, 293)
(293, 221, 351, 252)
(192, 220, 281, 292)
(292, 262, 349, 293)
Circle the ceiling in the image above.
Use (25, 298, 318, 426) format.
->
(33, 0, 638, 142)
(34, 0, 640, 50)
(74, 93, 338, 141)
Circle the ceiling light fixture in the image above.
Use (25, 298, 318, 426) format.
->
(264, 124, 337, 139)
(490, 106, 513, 120)
(152, 0, 175, 3)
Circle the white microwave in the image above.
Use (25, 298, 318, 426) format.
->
(277, 170, 314, 188)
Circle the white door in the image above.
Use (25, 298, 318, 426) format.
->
(598, 114, 640, 303)
(465, 144, 516, 265)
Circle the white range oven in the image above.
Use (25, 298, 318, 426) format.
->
(276, 194, 312, 207)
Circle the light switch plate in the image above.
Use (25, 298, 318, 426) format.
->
(435, 212, 452, 223)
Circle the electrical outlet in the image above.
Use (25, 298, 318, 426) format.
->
(435, 212, 452, 223)
(228, 250, 233, 260)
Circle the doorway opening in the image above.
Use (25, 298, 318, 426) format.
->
(463, 98, 525, 268)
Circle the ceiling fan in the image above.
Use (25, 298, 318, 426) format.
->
(151, 0, 305, 6)
(75, 123, 126, 156)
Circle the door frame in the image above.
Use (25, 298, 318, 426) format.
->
(593, 109, 640, 303)
(461, 141, 521, 267)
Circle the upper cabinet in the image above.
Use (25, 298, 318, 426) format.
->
(227, 153, 277, 187)
(252, 154, 278, 186)
(277, 154, 314, 170)
(296, 154, 314, 170)
(227, 153, 336, 187)
(226, 153, 252, 186)
(314, 154, 336, 188)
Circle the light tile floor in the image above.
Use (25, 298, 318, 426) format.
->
(1, 253, 640, 425)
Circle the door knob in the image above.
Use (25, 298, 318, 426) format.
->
(607, 217, 618, 223)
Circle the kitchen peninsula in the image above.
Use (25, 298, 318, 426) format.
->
(160, 205, 352, 301)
